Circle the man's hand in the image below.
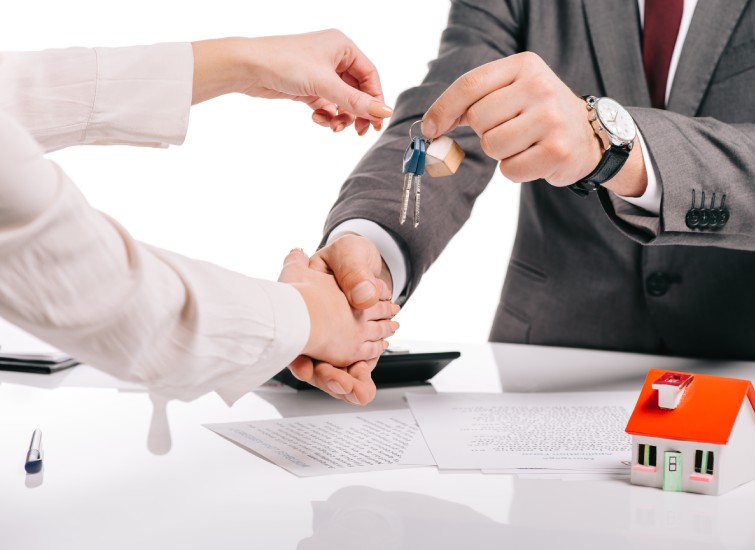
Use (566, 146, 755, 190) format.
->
(421, 52, 647, 196)
(288, 356, 379, 406)
(422, 52, 602, 186)
(284, 234, 395, 406)
(310, 232, 393, 310)
(191, 30, 393, 135)
(278, 248, 399, 367)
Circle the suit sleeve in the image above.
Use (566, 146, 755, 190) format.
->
(0, 43, 192, 153)
(323, 0, 522, 298)
(600, 110, 755, 251)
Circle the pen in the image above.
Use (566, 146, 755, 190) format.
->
(24, 429, 43, 474)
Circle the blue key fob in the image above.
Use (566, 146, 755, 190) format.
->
(403, 137, 426, 175)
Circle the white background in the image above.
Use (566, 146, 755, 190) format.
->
(1, 0, 519, 344)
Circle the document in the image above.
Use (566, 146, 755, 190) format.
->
(406, 392, 633, 471)
(485, 469, 629, 480)
(206, 409, 434, 477)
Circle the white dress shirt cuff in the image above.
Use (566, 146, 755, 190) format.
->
(327, 219, 408, 303)
(614, 131, 661, 215)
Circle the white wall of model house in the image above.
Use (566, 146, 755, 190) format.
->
(718, 401, 755, 495)
(630, 400, 755, 496)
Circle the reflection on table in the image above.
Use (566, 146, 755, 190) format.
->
(3, 316, 755, 549)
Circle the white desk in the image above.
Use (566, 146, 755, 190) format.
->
(2, 326, 755, 549)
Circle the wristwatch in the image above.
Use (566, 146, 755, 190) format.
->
(568, 95, 637, 197)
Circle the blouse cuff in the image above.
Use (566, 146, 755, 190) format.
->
(0, 43, 193, 152)
(85, 43, 192, 148)
(214, 281, 310, 404)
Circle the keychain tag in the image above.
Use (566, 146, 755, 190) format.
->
(425, 135, 465, 178)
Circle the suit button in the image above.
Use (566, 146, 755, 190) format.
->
(718, 208, 730, 227)
(708, 209, 719, 226)
(685, 208, 700, 228)
(699, 209, 711, 228)
(646, 272, 680, 297)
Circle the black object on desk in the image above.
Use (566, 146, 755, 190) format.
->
(273, 350, 461, 390)
(0, 352, 79, 374)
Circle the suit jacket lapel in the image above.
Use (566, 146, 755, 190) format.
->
(667, 0, 749, 116)
(583, 0, 650, 107)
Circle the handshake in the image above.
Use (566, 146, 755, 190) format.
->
(278, 233, 397, 406)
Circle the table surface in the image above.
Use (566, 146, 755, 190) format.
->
(2, 320, 755, 550)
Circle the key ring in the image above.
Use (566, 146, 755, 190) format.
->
(409, 120, 433, 143)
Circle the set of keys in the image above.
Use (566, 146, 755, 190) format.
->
(400, 121, 465, 228)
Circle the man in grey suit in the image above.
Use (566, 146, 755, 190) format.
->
(289, 0, 755, 404)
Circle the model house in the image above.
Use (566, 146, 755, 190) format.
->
(625, 369, 755, 496)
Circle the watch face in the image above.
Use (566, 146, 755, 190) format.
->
(596, 97, 637, 144)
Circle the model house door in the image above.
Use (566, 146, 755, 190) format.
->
(663, 451, 683, 491)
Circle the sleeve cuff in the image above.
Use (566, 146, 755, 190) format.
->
(0, 47, 98, 152)
(85, 43, 193, 148)
(0, 43, 193, 152)
(214, 280, 310, 404)
(614, 131, 661, 215)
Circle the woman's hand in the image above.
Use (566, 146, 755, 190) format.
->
(192, 30, 393, 135)
(278, 248, 399, 368)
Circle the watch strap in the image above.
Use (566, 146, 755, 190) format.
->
(568, 146, 630, 197)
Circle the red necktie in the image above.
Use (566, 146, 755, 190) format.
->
(643, 0, 684, 109)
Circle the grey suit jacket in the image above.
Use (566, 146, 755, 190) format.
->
(324, 0, 755, 359)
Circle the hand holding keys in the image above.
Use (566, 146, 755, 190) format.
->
(400, 121, 464, 228)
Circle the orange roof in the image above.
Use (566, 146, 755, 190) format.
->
(625, 369, 755, 444)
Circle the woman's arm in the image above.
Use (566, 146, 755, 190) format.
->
(0, 30, 392, 153)
(0, 110, 396, 403)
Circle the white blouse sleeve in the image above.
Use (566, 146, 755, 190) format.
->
(0, 43, 192, 152)
(0, 45, 310, 404)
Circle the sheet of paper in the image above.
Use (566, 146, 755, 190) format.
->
(483, 468, 630, 480)
(512, 472, 629, 480)
(205, 409, 434, 477)
(483, 467, 627, 474)
(406, 392, 634, 471)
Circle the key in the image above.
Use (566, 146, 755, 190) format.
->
(400, 136, 426, 226)
(400, 121, 464, 228)
(413, 170, 422, 228)
(400, 172, 413, 225)
(412, 138, 426, 228)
